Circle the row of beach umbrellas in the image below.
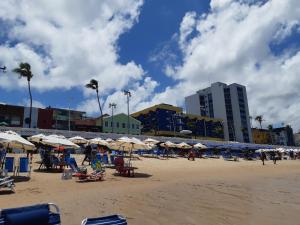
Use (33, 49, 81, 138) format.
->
(0, 131, 209, 152)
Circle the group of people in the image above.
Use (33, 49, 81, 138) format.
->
(81, 144, 108, 165)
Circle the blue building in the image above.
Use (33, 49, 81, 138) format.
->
(131, 104, 224, 140)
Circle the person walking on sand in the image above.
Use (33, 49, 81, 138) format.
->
(261, 151, 267, 165)
(270, 151, 277, 164)
(188, 149, 195, 161)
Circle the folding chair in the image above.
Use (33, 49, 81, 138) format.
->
(81, 214, 127, 225)
(0, 203, 61, 225)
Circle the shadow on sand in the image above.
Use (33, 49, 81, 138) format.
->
(33, 168, 63, 173)
(0, 190, 14, 195)
(112, 172, 152, 178)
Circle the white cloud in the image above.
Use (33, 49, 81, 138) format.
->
(0, 0, 144, 94)
(146, 0, 300, 130)
(20, 99, 45, 109)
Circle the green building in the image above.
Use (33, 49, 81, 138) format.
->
(102, 113, 141, 135)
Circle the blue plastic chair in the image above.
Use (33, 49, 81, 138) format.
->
(81, 214, 127, 225)
(110, 155, 115, 165)
(4, 157, 14, 173)
(102, 154, 109, 165)
(17, 157, 31, 177)
(0, 203, 61, 225)
(96, 153, 102, 161)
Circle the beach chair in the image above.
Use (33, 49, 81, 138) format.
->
(115, 157, 135, 177)
(68, 157, 87, 176)
(15, 157, 31, 177)
(0, 203, 60, 225)
(4, 157, 14, 173)
(81, 214, 127, 225)
(0, 176, 15, 192)
(110, 155, 115, 165)
(102, 154, 109, 165)
(77, 159, 105, 182)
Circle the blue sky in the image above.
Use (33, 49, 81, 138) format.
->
(0, 0, 300, 130)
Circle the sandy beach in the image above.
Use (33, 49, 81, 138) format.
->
(1, 155, 300, 225)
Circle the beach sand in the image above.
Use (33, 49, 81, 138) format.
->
(1, 155, 300, 225)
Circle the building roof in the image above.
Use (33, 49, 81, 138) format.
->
(131, 103, 182, 117)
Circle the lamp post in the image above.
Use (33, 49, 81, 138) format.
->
(123, 90, 131, 134)
(109, 103, 117, 133)
(200, 106, 207, 137)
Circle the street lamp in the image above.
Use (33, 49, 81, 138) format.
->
(109, 102, 117, 133)
(123, 90, 131, 134)
(200, 106, 207, 137)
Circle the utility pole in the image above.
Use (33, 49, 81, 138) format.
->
(123, 90, 131, 135)
(109, 103, 117, 133)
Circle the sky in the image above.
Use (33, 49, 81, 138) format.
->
(0, 0, 300, 131)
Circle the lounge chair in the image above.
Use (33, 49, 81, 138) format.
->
(81, 214, 127, 225)
(4, 157, 14, 173)
(0, 203, 60, 225)
(15, 157, 31, 177)
(115, 157, 135, 177)
(0, 176, 15, 192)
(77, 159, 105, 182)
(68, 157, 87, 177)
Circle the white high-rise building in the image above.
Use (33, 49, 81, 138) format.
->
(185, 82, 252, 143)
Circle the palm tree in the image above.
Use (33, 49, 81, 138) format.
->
(255, 115, 263, 129)
(85, 79, 103, 131)
(13, 63, 33, 128)
(268, 124, 273, 144)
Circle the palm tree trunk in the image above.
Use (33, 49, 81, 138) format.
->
(259, 121, 262, 129)
(96, 90, 103, 132)
(27, 79, 32, 128)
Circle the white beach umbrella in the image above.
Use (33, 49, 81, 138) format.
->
(193, 143, 207, 149)
(177, 142, 192, 149)
(69, 136, 88, 144)
(112, 137, 148, 152)
(40, 135, 80, 149)
(89, 138, 109, 146)
(143, 138, 159, 144)
(105, 138, 114, 143)
(0, 130, 35, 151)
(27, 133, 46, 143)
(160, 141, 177, 148)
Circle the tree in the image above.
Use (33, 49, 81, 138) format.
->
(255, 115, 263, 129)
(268, 124, 274, 144)
(85, 79, 103, 131)
(13, 63, 33, 128)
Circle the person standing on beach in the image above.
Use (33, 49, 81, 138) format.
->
(82, 145, 92, 165)
(270, 151, 277, 164)
(261, 151, 267, 165)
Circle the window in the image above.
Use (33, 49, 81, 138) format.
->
(116, 122, 119, 128)
(122, 123, 125, 128)
(105, 121, 108, 127)
(132, 124, 134, 129)
(111, 122, 113, 127)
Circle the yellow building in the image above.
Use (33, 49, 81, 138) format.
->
(252, 128, 271, 144)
